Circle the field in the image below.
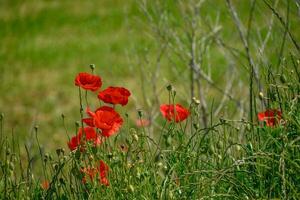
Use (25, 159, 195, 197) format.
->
(0, 0, 299, 199)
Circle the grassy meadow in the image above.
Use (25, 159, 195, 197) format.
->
(0, 0, 299, 199)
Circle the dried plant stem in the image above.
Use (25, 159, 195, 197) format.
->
(226, 0, 258, 126)
(263, 0, 300, 53)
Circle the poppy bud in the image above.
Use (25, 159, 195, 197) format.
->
(89, 155, 94, 161)
(166, 84, 172, 91)
(59, 178, 65, 185)
(157, 162, 163, 167)
(192, 97, 200, 105)
(107, 153, 113, 159)
(133, 134, 139, 142)
(6, 148, 10, 156)
(259, 92, 264, 100)
(61, 113, 65, 119)
(280, 75, 286, 83)
(75, 121, 80, 128)
(193, 123, 199, 130)
(137, 110, 143, 117)
(56, 149, 62, 157)
(34, 125, 39, 131)
(219, 118, 226, 123)
(53, 164, 59, 171)
(44, 154, 49, 162)
(0, 113, 4, 120)
(89, 64, 95, 70)
(173, 90, 177, 97)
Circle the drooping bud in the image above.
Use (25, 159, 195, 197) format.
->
(89, 64, 95, 71)
(166, 84, 172, 91)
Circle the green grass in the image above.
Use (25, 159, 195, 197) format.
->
(0, 0, 145, 148)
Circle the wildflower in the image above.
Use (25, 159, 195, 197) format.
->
(257, 109, 282, 127)
(98, 160, 109, 186)
(67, 127, 102, 151)
(75, 72, 102, 91)
(68, 135, 81, 151)
(41, 180, 50, 190)
(80, 167, 97, 184)
(160, 104, 190, 123)
(81, 160, 109, 186)
(136, 119, 150, 127)
(88, 106, 123, 137)
(82, 117, 94, 127)
(82, 107, 96, 127)
(98, 86, 131, 106)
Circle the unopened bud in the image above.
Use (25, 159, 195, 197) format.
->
(173, 90, 176, 97)
(75, 121, 80, 127)
(157, 162, 163, 167)
(192, 97, 200, 105)
(6, 148, 10, 156)
(137, 110, 143, 117)
(133, 134, 139, 142)
(280, 75, 286, 83)
(166, 84, 172, 91)
(89, 64, 95, 70)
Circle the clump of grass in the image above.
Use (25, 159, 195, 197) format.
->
(0, 62, 299, 199)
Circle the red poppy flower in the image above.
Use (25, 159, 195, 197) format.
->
(88, 106, 123, 137)
(75, 72, 102, 91)
(82, 117, 94, 127)
(160, 104, 190, 123)
(81, 160, 109, 186)
(98, 87, 131, 106)
(41, 180, 50, 190)
(82, 107, 96, 127)
(68, 135, 81, 151)
(80, 167, 97, 184)
(98, 160, 109, 186)
(67, 127, 103, 151)
(257, 109, 282, 127)
(136, 119, 150, 127)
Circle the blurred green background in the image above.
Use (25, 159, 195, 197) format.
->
(0, 0, 144, 149)
(0, 0, 299, 150)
